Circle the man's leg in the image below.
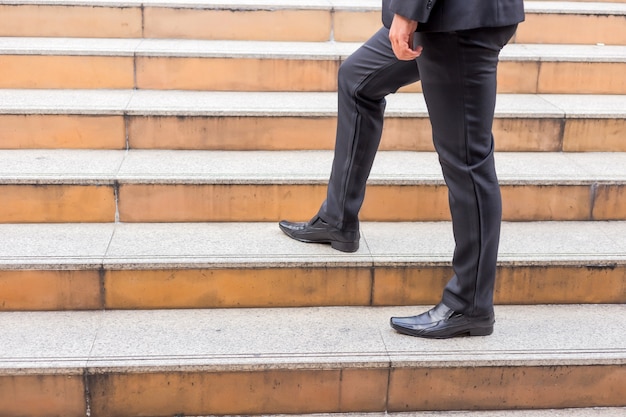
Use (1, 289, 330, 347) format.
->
(390, 24, 517, 338)
(318, 27, 420, 231)
(280, 27, 420, 251)
(418, 25, 518, 318)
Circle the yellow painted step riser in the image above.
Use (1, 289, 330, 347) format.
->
(0, 185, 115, 223)
(136, 57, 340, 92)
(119, 184, 626, 222)
(2, 115, 624, 153)
(0, 183, 624, 223)
(2, 365, 624, 417)
(388, 366, 625, 411)
(1, 266, 624, 311)
(1, 56, 624, 95)
(143, 8, 331, 42)
(0, 5, 624, 45)
(0, 5, 142, 38)
(0, 56, 135, 89)
(516, 13, 626, 45)
(133, 117, 568, 152)
(0, 6, 330, 41)
(334, 12, 626, 44)
(0, 115, 126, 149)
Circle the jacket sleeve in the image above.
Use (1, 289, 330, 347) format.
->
(389, 0, 438, 23)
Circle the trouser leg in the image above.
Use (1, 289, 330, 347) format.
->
(416, 25, 517, 317)
(318, 27, 420, 231)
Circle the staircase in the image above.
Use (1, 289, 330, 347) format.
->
(0, 0, 625, 416)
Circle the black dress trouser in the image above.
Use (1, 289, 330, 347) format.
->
(317, 24, 518, 317)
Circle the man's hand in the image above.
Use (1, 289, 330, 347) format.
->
(389, 14, 422, 60)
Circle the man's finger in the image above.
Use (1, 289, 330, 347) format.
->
(391, 36, 421, 60)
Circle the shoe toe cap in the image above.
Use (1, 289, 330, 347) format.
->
(279, 220, 304, 231)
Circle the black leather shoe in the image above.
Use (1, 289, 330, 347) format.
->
(278, 216, 359, 253)
(390, 303, 494, 339)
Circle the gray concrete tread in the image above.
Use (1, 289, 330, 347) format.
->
(233, 410, 626, 417)
(1, 37, 625, 62)
(0, 1, 624, 15)
(1, 149, 625, 185)
(1, 221, 624, 269)
(0, 89, 624, 118)
(0, 0, 335, 8)
(0, 304, 624, 373)
(525, 0, 626, 14)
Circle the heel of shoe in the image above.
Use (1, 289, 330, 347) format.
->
(469, 325, 494, 336)
(331, 240, 359, 253)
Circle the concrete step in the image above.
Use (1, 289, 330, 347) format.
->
(518, 1, 626, 45)
(0, 1, 624, 45)
(1, 39, 625, 94)
(1, 221, 624, 310)
(0, 149, 625, 223)
(149, 411, 626, 417)
(181, 411, 626, 417)
(0, 305, 624, 415)
(1, 89, 625, 152)
(184, 411, 626, 417)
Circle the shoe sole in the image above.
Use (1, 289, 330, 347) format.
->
(279, 225, 359, 253)
(390, 322, 494, 339)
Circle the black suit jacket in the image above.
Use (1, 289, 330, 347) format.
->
(382, 0, 525, 32)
